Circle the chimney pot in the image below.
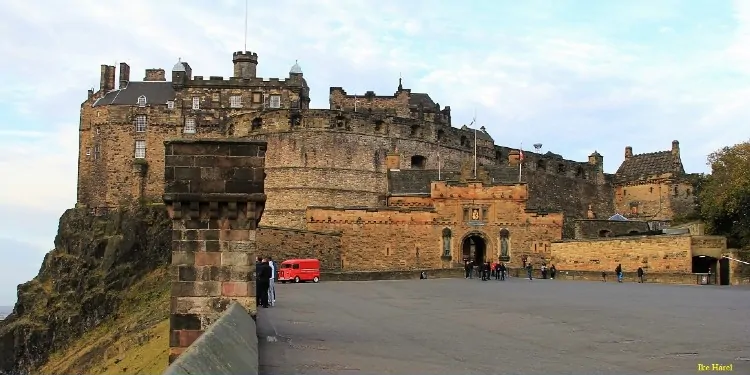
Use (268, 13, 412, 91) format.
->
(625, 146, 633, 159)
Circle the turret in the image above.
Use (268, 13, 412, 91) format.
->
(171, 59, 192, 87)
(233, 51, 258, 79)
(672, 140, 680, 156)
(588, 150, 603, 170)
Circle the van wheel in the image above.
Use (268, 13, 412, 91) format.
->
(294, 276, 300, 283)
(313, 276, 320, 283)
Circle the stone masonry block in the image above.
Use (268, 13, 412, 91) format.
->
(222, 252, 251, 266)
(205, 240, 221, 252)
(202, 229, 220, 241)
(174, 167, 201, 180)
(220, 229, 250, 241)
(195, 252, 222, 266)
(217, 266, 255, 282)
(172, 251, 195, 266)
(171, 296, 232, 315)
(222, 241, 257, 252)
(172, 229, 183, 241)
(177, 266, 198, 282)
(221, 281, 251, 297)
(180, 240, 205, 252)
(169, 329, 204, 348)
(164, 155, 196, 167)
(228, 143, 259, 157)
(170, 313, 202, 330)
(171, 281, 222, 297)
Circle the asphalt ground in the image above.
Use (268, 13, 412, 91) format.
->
(257, 276, 750, 375)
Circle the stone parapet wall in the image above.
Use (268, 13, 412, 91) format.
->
(256, 226, 342, 270)
(163, 139, 267, 364)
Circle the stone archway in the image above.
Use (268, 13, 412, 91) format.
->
(461, 232, 488, 264)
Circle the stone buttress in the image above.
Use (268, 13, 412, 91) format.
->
(162, 139, 267, 363)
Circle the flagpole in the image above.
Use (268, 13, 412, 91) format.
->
(438, 149, 441, 180)
(473, 128, 477, 179)
(518, 142, 523, 182)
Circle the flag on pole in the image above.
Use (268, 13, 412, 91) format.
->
(518, 143, 524, 182)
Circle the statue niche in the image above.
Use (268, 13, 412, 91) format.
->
(499, 228, 510, 261)
(441, 228, 452, 258)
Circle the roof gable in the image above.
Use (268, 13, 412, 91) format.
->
(614, 151, 685, 183)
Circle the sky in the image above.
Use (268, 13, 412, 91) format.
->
(0, 0, 749, 305)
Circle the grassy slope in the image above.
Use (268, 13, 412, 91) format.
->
(38, 267, 170, 375)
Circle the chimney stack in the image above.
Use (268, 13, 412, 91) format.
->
(672, 140, 680, 156)
(119, 62, 130, 89)
(99, 65, 116, 92)
(625, 146, 633, 159)
(144, 68, 166, 81)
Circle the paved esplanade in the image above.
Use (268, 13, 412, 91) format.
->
(257, 278, 750, 375)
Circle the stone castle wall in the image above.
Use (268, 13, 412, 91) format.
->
(256, 226, 342, 270)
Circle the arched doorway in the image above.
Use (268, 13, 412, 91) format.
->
(692, 255, 718, 274)
(462, 234, 487, 264)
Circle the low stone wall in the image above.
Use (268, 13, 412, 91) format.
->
(256, 226, 342, 270)
(321, 268, 464, 281)
(163, 302, 258, 375)
(508, 268, 714, 285)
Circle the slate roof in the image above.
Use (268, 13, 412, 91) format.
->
(614, 151, 685, 183)
(408, 93, 435, 108)
(387, 165, 523, 195)
(608, 214, 629, 221)
(93, 81, 176, 107)
(388, 170, 460, 194)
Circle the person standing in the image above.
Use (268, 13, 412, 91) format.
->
(616, 264, 623, 283)
(257, 258, 272, 308)
(637, 267, 644, 283)
(464, 259, 472, 279)
(499, 262, 506, 281)
(268, 257, 277, 306)
(541, 264, 548, 279)
(255, 257, 263, 306)
(526, 263, 533, 280)
(550, 264, 557, 280)
(494, 262, 501, 280)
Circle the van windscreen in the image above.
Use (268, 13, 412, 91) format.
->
(281, 264, 292, 268)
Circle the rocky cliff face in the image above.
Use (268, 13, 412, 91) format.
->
(0, 205, 171, 374)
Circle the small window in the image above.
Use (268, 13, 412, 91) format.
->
(134, 140, 146, 159)
(192, 97, 200, 110)
(137, 95, 147, 107)
(94, 145, 100, 160)
(252, 92, 262, 103)
(292, 263, 300, 269)
(184, 118, 196, 134)
(95, 127, 100, 135)
(85, 147, 91, 156)
(167, 100, 175, 110)
(269, 95, 281, 108)
(230, 95, 242, 108)
(411, 155, 427, 169)
(135, 115, 147, 132)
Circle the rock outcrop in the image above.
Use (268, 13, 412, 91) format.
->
(0, 205, 171, 374)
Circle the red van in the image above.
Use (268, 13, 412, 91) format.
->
(278, 258, 321, 283)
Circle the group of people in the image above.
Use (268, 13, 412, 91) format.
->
(602, 264, 645, 283)
(255, 256, 277, 308)
(464, 259, 559, 281)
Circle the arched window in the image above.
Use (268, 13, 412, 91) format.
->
(576, 166, 586, 178)
(598, 229, 612, 238)
(436, 129, 445, 141)
(442, 228, 452, 257)
(499, 228, 510, 260)
(251, 117, 262, 131)
(411, 155, 426, 169)
(410, 124, 421, 137)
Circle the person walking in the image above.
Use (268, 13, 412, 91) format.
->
(257, 258, 272, 308)
(526, 263, 533, 280)
(499, 262, 506, 281)
(616, 264, 623, 283)
(494, 262, 501, 280)
(637, 267, 644, 283)
(268, 257, 277, 306)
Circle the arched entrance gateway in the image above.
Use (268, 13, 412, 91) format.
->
(462, 233, 487, 264)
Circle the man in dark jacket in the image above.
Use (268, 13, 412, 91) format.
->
(255, 257, 263, 306)
(257, 258, 272, 308)
(637, 267, 644, 283)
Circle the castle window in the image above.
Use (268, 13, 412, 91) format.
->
(134, 115, 147, 132)
(230, 95, 242, 108)
(269, 95, 281, 109)
(460, 135, 468, 147)
(649, 186, 654, 193)
(251, 117, 262, 131)
(536, 159, 546, 171)
(436, 129, 445, 141)
(85, 147, 91, 156)
(495, 150, 504, 162)
(252, 92, 262, 103)
(442, 228, 452, 257)
(192, 97, 200, 110)
(94, 145, 100, 160)
(598, 229, 612, 238)
(673, 186, 678, 196)
(95, 127, 100, 135)
(134, 140, 146, 159)
(167, 100, 175, 110)
(375, 120, 384, 132)
(411, 155, 427, 169)
(137, 95, 147, 107)
(557, 163, 566, 174)
(184, 118, 196, 134)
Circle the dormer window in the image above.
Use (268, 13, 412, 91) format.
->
(137, 95, 147, 107)
(230, 96, 242, 108)
(167, 100, 175, 110)
(192, 97, 200, 110)
(269, 95, 281, 108)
